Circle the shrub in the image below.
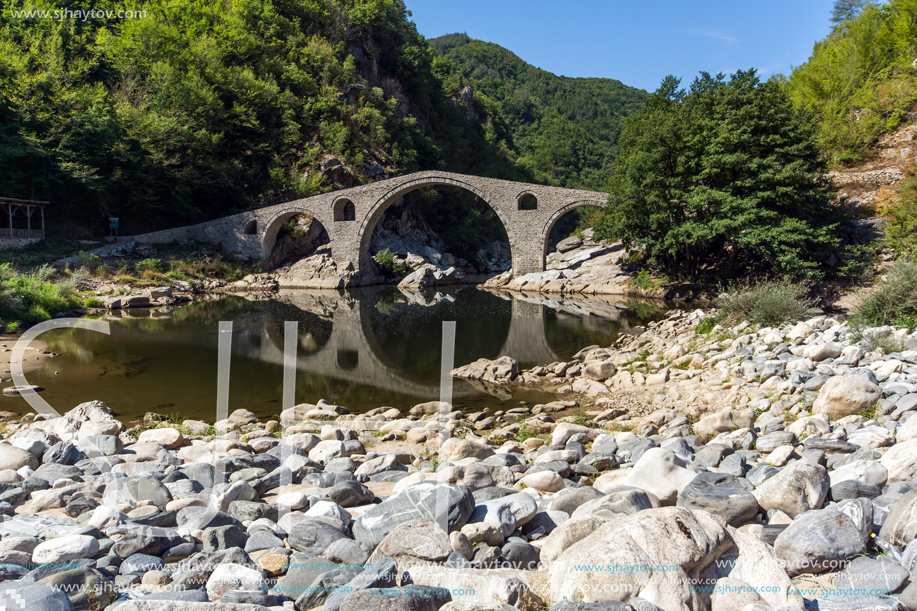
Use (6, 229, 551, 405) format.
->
(135, 258, 163, 273)
(631, 269, 655, 291)
(696, 317, 717, 335)
(84, 298, 104, 308)
(75, 251, 102, 269)
(374, 249, 412, 276)
(0, 264, 82, 323)
(717, 280, 814, 326)
(852, 260, 917, 327)
(854, 327, 905, 354)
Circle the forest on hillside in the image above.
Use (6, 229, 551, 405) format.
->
(0, 0, 647, 240)
(429, 33, 647, 191)
(0, 0, 529, 235)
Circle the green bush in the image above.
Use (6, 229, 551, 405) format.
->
(852, 259, 917, 327)
(135, 258, 163, 273)
(631, 270, 655, 291)
(0, 264, 82, 324)
(84, 298, 105, 308)
(696, 317, 717, 335)
(717, 280, 815, 326)
(854, 327, 905, 354)
(374, 249, 412, 276)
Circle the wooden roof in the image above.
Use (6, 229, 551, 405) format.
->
(0, 197, 48, 206)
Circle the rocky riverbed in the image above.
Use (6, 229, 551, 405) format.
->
(0, 309, 916, 611)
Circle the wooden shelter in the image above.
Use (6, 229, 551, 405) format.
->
(0, 197, 46, 239)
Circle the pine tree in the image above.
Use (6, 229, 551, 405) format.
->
(830, 0, 877, 26)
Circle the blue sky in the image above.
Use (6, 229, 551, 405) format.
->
(406, 0, 838, 92)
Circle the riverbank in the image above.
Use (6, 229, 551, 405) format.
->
(0, 304, 916, 609)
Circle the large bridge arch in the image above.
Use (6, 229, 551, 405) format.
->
(355, 174, 517, 274)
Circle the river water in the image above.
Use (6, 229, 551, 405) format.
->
(6, 287, 667, 423)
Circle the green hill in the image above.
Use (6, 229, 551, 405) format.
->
(786, 0, 917, 166)
(429, 33, 648, 190)
(0, 1, 528, 235)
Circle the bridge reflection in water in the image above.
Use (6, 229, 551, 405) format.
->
(226, 286, 644, 403)
(16, 287, 663, 420)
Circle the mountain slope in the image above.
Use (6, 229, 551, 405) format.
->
(429, 33, 648, 190)
(0, 1, 527, 235)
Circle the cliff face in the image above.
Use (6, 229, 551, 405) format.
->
(828, 119, 917, 249)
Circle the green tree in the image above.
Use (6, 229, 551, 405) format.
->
(831, 0, 877, 26)
(594, 70, 842, 280)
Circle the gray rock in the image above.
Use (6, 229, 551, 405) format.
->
(133, 589, 210, 603)
(294, 566, 360, 609)
(501, 541, 540, 570)
(694, 444, 733, 468)
(228, 500, 278, 523)
(752, 459, 829, 518)
(367, 519, 450, 568)
(677, 472, 759, 526)
(812, 594, 904, 611)
(323, 538, 369, 567)
(269, 556, 336, 599)
(831, 480, 883, 501)
(0, 581, 74, 611)
(0, 444, 38, 471)
(556, 236, 583, 253)
(591, 434, 618, 455)
(329, 480, 375, 508)
(774, 498, 873, 576)
(103, 476, 172, 510)
(353, 483, 475, 548)
(571, 487, 654, 519)
(834, 556, 909, 594)
(547, 487, 604, 515)
(203, 524, 248, 552)
(244, 530, 284, 553)
(339, 585, 451, 611)
(324, 557, 398, 611)
(120, 553, 166, 575)
(287, 520, 349, 555)
(879, 489, 917, 546)
(467, 492, 538, 537)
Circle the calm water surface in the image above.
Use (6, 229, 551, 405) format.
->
(8, 287, 667, 423)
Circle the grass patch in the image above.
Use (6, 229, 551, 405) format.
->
(513, 424, 542, 443)
(0, 264, 83, 325)
(696, 317, 717, 335)
(852, 327, 905, 355)
(716, 280, 814, 326)
(851, 259, 917, 328)
(0, 238, 85, 267)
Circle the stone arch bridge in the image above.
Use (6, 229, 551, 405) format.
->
(132, 171, 606, 284)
